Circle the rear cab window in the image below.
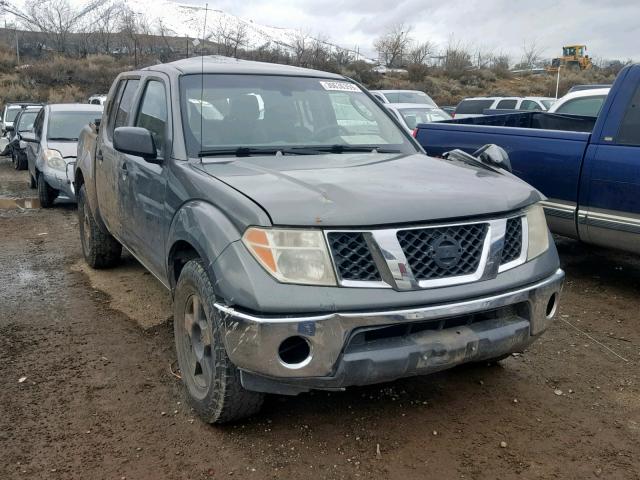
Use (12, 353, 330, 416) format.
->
(455, 99, 495, 115)
(616, 84, 640, 146)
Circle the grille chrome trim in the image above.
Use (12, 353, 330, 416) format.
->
(498, 216, 528, 273)
(325, 213, 527, 291)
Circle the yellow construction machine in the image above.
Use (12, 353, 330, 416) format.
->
(547, 45, 593, 72)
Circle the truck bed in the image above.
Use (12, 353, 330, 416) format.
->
(450, 111, 597, 132)
(414, 118, 591, 206)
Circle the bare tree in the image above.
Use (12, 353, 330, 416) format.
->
(292, 31, 310, 67)
(118, 6, 150, 63)
(490, 53, 511, 77)
(520, 40, 544, 69)
(374, 22, 413, 68)
(94, 1, 125, 54)
(442, 38, 472, 78)
(214, 17, 247, 58)
(409, 40, 435, 65)
(1, 0, 102, 53)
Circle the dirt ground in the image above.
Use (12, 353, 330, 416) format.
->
(1, 155, 639, 480)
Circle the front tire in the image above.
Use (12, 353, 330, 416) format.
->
(174, 259, 264, 423)
(77, 184, 121, 268)
(37, 173, 57, 208)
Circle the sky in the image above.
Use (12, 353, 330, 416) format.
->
(174, 0, 640, 62)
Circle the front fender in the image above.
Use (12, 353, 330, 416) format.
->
(166, 200, 246, 291)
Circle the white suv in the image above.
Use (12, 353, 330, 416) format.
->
(454, 96, 555, 118)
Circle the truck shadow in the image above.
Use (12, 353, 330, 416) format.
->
(554, 235, 640, 295)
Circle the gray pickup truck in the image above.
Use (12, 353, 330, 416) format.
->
(76, 56, 564, 423)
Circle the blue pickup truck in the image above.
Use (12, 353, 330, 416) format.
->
(415, 64, 640, 254)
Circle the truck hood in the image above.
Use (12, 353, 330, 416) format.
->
(47, 141, 78, 160)
(196, 153, 542, 226)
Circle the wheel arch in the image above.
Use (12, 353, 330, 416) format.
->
(166, 200, 246, 292)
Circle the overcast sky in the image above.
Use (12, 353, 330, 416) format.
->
(177, 0, 639, 61)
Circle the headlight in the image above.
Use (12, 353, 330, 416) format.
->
(242, 227, 337, 286)
(43, 149, 66, 171)
(526, 203, 550, 260)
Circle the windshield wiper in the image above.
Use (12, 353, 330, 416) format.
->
(48, 137, 78, 141)
(198, 147, 322, 157)
(198, 145, 403, 158)
(297, 144, 402, 154)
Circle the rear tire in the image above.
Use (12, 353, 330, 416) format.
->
(174, 259, 264, 424)
(15, 152, 27, 171)
(77, 184, 121, 268)
(37, 173, 57, 208)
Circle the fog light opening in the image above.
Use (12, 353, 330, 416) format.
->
(278, 336, 312, 368)
(546, 293, 558, 319)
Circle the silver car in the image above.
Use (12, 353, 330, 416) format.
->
(23, 103, 103, 207)
(384, 103, 452, 132)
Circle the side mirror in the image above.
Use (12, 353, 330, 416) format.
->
(5, 125, 14, 132)
(472, 144, 512, 173)
(20, 132, 38, 143)
(113, 126, 158, 161)
(93, 118, 101, 132)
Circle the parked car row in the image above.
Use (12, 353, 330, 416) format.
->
(0, 100, 103, 207)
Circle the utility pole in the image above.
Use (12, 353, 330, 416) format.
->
(555, 65, 562, 99)
(14, 25, 19, 65)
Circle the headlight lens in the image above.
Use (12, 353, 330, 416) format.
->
(526, 203, 550, 260)
(242, 227, 337, 286)
(43, 149, 66, 171)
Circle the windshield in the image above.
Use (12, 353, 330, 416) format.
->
(397, 108, 451, 128)
(385, 91, 436, 106)
(541, 99, 555, 109)
(47, 110, 100, 141)
(17, 111, 38, 132)
(5, 107, 22, 122)
(179, 74, 415, 156)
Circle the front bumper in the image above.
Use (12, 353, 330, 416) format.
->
(42, 161, 76, 200)
(217, 268, 564, 393)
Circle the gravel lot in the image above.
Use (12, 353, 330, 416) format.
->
(1, 156, 639, 480)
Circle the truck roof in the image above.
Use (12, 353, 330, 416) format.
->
(143, 55, 345, 79)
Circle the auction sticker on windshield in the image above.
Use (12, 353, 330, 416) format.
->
(319, 81, 361, 92)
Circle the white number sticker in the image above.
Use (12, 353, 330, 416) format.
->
(319, 81, 361, 92)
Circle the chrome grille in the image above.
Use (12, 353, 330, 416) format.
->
(327, 232, 381, 281)
(396, 224, 488, 281)
(501, 217, 523, 264)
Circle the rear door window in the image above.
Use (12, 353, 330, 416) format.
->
(107, 79, 140, 140)
(455, 99, 495, 115)
(616, 84, 640, 146)
(135, 80, 168, 158)
(520, 100, 542, 111)
(496, 99, 517, 109)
